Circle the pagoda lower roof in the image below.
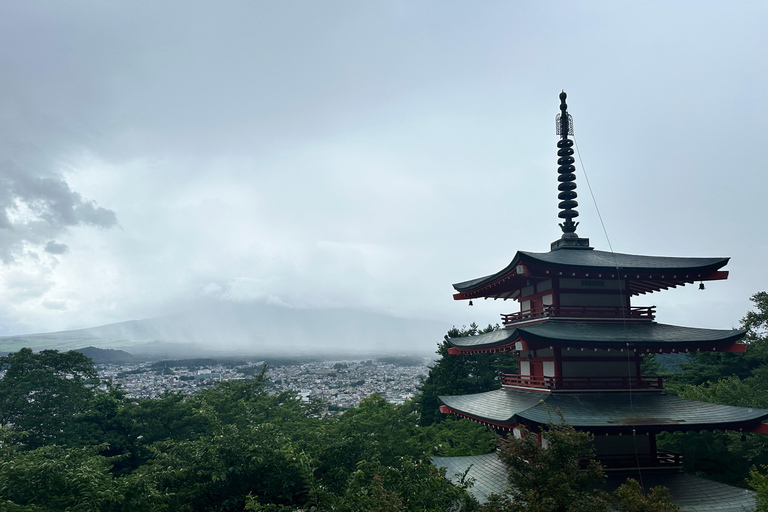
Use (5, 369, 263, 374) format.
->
(446, 320, 745, 353)
(453, 249, 730, 299)
(438, 388, 768, 434)
(433, 453, 757, 510)
(432, 453, 508, 503)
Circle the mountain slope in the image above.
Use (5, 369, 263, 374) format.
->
(0, 303, 451, 357)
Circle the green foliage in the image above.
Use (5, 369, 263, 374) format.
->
(67, 388, 209, 474)
(0, 444, 121, 511)
(308, 394, 422, 495)
(657, 292, 768, 486)
(743, 291, 768, 340)
(417, 323, 512, 426)
(0, 348, 99, 448)
(639, 354, 661, 376)
(658, 429, 768, 487)
(246, 454, 476, 512)
(340, 456, 476, 512)
(419, 415, 496, 456)
(132, 424, 305, 511)
(659, 369, 768, 486)
(482, 418, 608, 512)
(749, 465, 768, 512)
(128, 379, 324, 510)
(0, 344, 477, 509)
(675, 373, 768, 409)
(122, 388, 477, 512)
(666, 291, 768, 390)
(669, 370, 768, 482)
(479, 419, 677, 512)
(612, 478, 676, 512)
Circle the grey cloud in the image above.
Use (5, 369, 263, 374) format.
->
(0, 160, 117, 261)
(42, 300, 68, 311)
(6, 275, 54, 301)
(0, 2, 762, 337)
(44, 240, 69, 255)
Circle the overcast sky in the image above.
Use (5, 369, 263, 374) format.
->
(0, 2, 765, 337)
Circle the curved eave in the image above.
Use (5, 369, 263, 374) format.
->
(452, 251, 730, 300)
(446, 321, 746, 354)
(446, 328, 522, 353)
(439, 389, 768, 434)
(452, 254, 526, 301)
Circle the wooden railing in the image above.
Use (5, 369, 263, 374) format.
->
(656, 449, 683, 466)
(501, 305, 655, 325)
(500, 373, 664, 391)
(499, 439, 682, 469)
(598, 450, 682, 468)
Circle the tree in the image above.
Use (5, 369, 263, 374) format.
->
(612, 479, 676, 512)
(748, 465, 768, 512)
(246, 452, 477, 512)
(666, 291, 768, 390)
(129, 421, 305, 511)
(417, 323, 511, 426)
(308, 394, 422, 495)
(481, 418, 608, 512)
(0, 348, 99, 447)
(479, 415, 675, 512)
(119, 378, 324, 511)
(0, 444, 121, 511)
(418, 414, 496, 457)
(658, 292, 768, 485)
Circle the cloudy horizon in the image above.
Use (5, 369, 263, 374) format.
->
(0, 2, 765, 345)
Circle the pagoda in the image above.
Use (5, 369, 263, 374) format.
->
(434, 93, 768, 506)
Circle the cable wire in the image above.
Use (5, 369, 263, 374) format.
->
(573, 136, 646, 488)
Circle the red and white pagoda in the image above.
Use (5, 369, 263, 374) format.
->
(434, 92, 768, 509)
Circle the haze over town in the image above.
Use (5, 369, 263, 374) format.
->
(0, 3, 766, 354)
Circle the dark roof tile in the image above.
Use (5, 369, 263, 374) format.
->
(447, 320, 744, 350)
(434, 454, 756, 511)
(439, 389, 768, 432)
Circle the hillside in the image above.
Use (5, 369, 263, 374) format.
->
(0, 302, 450, 358)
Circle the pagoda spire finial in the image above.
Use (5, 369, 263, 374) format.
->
(551, 91, 591, 251)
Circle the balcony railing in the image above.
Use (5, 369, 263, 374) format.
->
(501, 305, 655, 325)
(597, 450, 682, 469)
(500, 373, 664, 391)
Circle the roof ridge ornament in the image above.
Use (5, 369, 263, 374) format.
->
(551, 91, 592, 251)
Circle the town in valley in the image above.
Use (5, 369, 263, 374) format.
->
(95, 355, 431, 412)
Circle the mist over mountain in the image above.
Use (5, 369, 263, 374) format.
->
(0, 302, 451, 358)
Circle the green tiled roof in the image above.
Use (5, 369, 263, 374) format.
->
(439, 389, 768, 433)
(519, 250, 728, 272)
(433, 453, 756, 511)
(605, 470, 756, 512)
(432, 452, 509, 503)
(453, 249, 729, 295)
(447, 320, 745, 350)
(448, 328, 519, 348)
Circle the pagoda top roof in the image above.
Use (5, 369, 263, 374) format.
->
(453, 249, 730, 299)
(438, 388, 768, 434)
(446, 320, 745, 353)
(518, 249, 728, 272)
